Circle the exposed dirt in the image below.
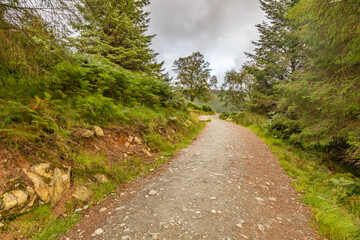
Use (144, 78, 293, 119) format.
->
(0, 126, 157, 195)
(60, 115, 320, 240)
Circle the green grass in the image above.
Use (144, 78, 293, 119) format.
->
(92, 182, 118, 202)
(224, 112, 360, 240)
(1, 205, 81, 240)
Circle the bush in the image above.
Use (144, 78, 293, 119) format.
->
(201, 104, 215, 114)
(74, 94, 125, 124)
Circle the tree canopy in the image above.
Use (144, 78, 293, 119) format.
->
(172, 52, 216, 102)
(75, 0, 163, 76)
(221, 0, 360, 167)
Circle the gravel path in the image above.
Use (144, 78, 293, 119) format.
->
(63, 115, 319, 240)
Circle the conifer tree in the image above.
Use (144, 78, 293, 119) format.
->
(75, 0, 163, 75)
(245, 0, 303, 95)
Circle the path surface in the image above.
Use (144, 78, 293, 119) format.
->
(63, 115, 319, 240)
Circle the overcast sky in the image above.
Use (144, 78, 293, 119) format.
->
(146, 0, 265, 85)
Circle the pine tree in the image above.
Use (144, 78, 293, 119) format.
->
(75, 0, 163, 75)
(245, 0, 303, 95)
(273, 0, 360, 165)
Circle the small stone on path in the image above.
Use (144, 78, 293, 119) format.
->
(258, 224, 265, 231)
(99, 207, 107, 213)
(93, 228, 104, 235)
(149, 190, 158, 196)
(74, 208, 82, 212)
(116, 206, 125, 211)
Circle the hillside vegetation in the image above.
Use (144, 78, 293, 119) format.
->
(221, 0, 360, 168)
(0, 1, 209, 238)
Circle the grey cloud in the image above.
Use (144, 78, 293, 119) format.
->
(147, 0, 265, 84)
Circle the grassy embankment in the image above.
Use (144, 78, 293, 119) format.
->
(220, 112, 360, 240)
(1, 108, 205, 240)
(0, 56, 212, 239)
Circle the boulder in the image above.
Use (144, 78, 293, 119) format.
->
(94, 126, 105, 137)
(142, 148, 152, 157)
(0, 190, 29, 218)
(2, 192, 17, 211)
(23, 168, 51, 203)
(94, 174, 109, 183)
(11, 190, 28, 208)
(134, 137, 142, 145)
(31, 163, 53, 179)
(50, 167, 71, 206)
(82, 130, 94, 138)
(72, 186, 92, 202)
(18, 187, 38, 214)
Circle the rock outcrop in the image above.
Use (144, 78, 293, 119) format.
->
(0, 163, 71, 220)
(94, 126, 105, 137)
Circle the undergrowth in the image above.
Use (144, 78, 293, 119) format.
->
(220, 112, 360, 240)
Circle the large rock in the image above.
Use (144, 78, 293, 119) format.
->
(31, 163, 53, 179)
(82, 130, 94, 138)
(50, 167, 71, 206)
(19, 187, 38, 214)
(0, 190, 30, 219)
(1, 165, 71, 220)
(72, 186, 92, 202)
(94, 174, 109, 183)
(2, 192, 17, 211)
(23, 168, 51, 203)
(134, 137, 142, 145)
(128, 136, 134, 143)
(94, 126, 104, 137)
(142, 148, 152, 157)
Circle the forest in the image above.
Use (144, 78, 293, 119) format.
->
(221, 0, 360, 168)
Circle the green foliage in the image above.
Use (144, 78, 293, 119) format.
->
(74, 0, 163, 76)
(219, 70, 251, 111)
(91, 182, 117, 202)
(267, 0, 360, 165)
(219, 112, 268, 128)
(172, 52, 216, 102)
(245, 0, 303, 96)
(187, 101, 215, 114)
(74, 94, 125, 124)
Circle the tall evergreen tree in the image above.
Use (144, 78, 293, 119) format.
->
(272, 0, 360, 165)
(75, 0, 163, 75)
(245, 0, 303, 95)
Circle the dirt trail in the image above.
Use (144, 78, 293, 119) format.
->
(62, 115, 319, 240)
